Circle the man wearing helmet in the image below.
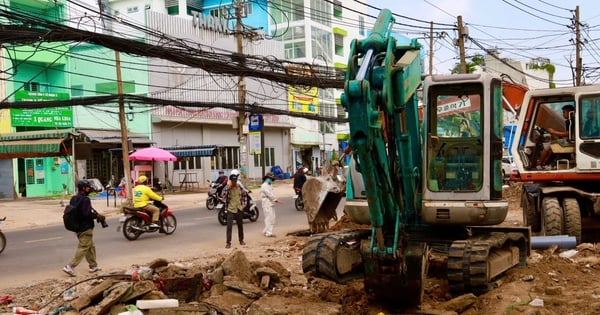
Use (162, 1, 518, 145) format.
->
(222, 170, 249, 248)
(63, 179, 104, 277)
(133, 175, 163, 228)
(293, 166, 309, 193)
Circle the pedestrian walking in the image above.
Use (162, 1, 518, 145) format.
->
(260, 172, 282, 237)
(222, 171, 248, 248)
(63, 179, 105, 276)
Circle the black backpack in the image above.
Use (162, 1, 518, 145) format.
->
(63, 198, 82, 232)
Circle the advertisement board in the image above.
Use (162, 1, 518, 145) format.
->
(12, 91, 72, 127)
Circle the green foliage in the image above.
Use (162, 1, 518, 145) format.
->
(450, 54, 484, 74)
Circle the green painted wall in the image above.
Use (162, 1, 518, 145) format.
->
(68, 44, 151, 134)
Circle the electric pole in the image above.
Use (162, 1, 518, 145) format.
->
(575, 5, 582, 86)
(457, 15, 467, 74)
(116, 51, 132, 204)
(235, 0, 248, 184)
(429, 21, 434, 76)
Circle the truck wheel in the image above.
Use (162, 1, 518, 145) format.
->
(562, 198, 581, 244)
(542, 197, 563, 236)
(521, 192, 541, 233)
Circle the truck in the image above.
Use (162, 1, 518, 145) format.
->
(301, 9, 530, 308)
(510, 85, 600, 244)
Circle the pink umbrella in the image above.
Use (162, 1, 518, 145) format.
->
(129, 147, 177, 161)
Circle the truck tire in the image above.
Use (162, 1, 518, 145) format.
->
(521, 191, 541, 233)
(542, 197, 563, 236)
(562, 198, 581, 244)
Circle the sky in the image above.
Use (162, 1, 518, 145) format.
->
(366, 0, 600, 87)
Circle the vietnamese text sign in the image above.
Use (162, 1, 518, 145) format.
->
(12, 91, 72, 127)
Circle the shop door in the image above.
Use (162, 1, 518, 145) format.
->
(25, 158, 46, 197)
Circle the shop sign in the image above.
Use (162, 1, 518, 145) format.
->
(11, 91, 72, 127)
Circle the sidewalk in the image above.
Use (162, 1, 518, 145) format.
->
(0, 180, 295, 232)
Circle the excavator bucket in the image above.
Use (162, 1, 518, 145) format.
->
(302, 176, 345, 233)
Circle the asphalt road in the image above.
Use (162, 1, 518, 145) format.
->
(0, 194, 323, 290)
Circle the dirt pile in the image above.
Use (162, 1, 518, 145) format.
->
(3, 185, 600, 314)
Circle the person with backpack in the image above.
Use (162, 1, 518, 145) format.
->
(63, 179, 105, 277)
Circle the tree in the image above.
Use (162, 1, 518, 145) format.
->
(450, 54, 484, 74)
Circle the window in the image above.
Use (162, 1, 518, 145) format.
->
(333, 1, 342, 18)
(71, 84, 83, 97)
(310, 0, 331, 26)
(270, 0, 304, 24)
(173, 156, 202, 170)
(127, 6, 138, 13)
(253, 147, 275, 167)
(334, 33, 344, 56)
(312, 27, 332, 62)
(580, 95, 600, 138)
(211, 146, 240, 170)
(24, 82, 40, 92)
(285, 42, 306, 59)
(319, 89, 335, 134)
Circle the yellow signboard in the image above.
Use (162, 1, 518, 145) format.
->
(289, 86, 318, 114)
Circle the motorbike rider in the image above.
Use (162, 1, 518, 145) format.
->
(133, 175, 163, 228)
(293, 167, 309, 195)
(214, 170, 228, 196)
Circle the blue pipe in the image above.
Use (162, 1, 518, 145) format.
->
(531, 235, 576, 249)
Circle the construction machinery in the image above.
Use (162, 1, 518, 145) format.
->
(510, 85, 600, 243)
(301, 9, 530, 308)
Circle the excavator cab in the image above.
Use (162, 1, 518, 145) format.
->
(422, 74, 507, 226)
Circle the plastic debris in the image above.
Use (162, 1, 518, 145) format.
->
(559, 249, 578, 258)
(529, 298, 544, 307)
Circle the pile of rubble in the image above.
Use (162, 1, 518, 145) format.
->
(2, 241, 352, 315)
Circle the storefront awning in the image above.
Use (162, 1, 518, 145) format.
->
(78, 129, 153, 144)
(162, 145, 217, 157)
(0, 129, 75, 158)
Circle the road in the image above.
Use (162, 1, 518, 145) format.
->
(0, 194, 336, 290)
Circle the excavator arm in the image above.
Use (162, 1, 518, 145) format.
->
(341, 9, 423, 256)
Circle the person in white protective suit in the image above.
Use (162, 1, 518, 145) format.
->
(260, 172, 282, 237)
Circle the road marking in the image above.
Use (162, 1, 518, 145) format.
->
(25, 236, 63, 243)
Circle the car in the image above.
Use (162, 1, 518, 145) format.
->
(502, 156, 516, 186)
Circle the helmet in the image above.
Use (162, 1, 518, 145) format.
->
(231, 169, 240, 176)
(303, 167, 309, 174)
(138, 175, 148, 184)
(229, 174, 239, 181)
(77, 179, 91, 191)
(218, 170, 224, 174)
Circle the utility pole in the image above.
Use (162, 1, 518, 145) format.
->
(429, 21, 434, 76)
(235, 0, 248, 184)
(457, 15, 467, 74)
(575, 5, 582, 86)
(116, 51, 132, 204)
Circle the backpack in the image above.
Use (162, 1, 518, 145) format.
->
(63, 198, 82, 232)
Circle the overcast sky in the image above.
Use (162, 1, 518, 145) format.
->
(365, 0, 600, 86)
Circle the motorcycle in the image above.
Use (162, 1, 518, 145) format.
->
(118, 200, 177, 241)
(293, 188, 304, 211)
(0, 217, 6, 254)
(217, 193, 259, 225)
(206, 181, 222, 210)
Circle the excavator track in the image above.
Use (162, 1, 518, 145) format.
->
(447, 229, 529, 295)
(302, 229, 370, 283)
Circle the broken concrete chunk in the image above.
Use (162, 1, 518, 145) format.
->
(136, 298, 179, 309)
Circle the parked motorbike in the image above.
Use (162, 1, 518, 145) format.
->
(206, 181, 222, 210)
(0, 217, 6, 254)
(217, 193, 259, 225)
(118, 201, 177, 240)
(293, 188, 304, 211)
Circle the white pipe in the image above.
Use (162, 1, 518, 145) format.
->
(136, 299, 179, 309)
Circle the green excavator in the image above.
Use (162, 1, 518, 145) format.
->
(301, 8, 531, 308)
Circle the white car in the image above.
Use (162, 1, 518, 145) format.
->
(502, 156, 516, 185)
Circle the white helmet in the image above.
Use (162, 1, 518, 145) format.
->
(303, 167, 309, 174)
(231, 169, 240, 176)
